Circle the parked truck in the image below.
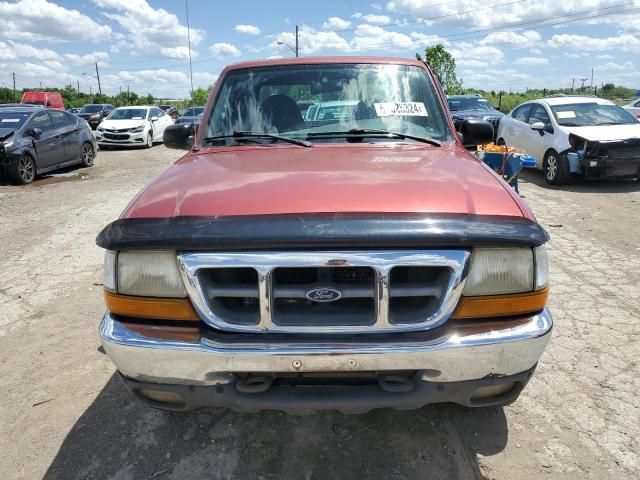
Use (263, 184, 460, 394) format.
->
(97, 57, 552, 413)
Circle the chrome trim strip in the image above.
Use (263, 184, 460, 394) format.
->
(178, 250, 470, 334)
(99, 309, 553, 384)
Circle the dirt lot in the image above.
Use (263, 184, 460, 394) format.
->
(0, 146, 638, 480)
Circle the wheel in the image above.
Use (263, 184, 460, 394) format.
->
(145, 131, 153, 148)
(80, 142, 95, 167)
(8, 153, 36, 184)
(543, 151, 568, 185)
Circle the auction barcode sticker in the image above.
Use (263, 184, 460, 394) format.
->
(374, 102, 428, 117)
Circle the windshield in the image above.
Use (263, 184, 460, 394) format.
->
(22, 100, 45, 106)
(183, 107, 204, 116)
(107, 108, 148, 120)
(204, 63, 452, 145)
(81, 105, 103, 113)
(551, 103, 638, 126)
(0, 111, 32, 129)
(447, 97, 494, 112)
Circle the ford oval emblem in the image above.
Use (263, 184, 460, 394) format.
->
(305, 287, 342, 303)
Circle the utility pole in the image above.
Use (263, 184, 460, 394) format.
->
(127, 85, 130, 106)
(571, 78, 575, 92)
(89, 85, 92, 98)
(498, 91, 503, 111)
(95, 62, 102, 96)
(40, 81, 42, 89)
(295, 25, 299, 57)
(580, 78, 588, 91)
(77, 80, 80, 93)
(12, 72, 16, 102)
(590, 67, 594, 92)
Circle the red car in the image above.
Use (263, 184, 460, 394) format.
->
(97, 57, 552, 413)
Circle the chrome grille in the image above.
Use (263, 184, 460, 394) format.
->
(178, 250, 470, 334)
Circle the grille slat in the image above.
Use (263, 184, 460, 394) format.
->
(178, 250, 470, 334)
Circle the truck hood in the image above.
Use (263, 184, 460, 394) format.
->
(121, 144, 526, 219)
(562, 123, 640, 142)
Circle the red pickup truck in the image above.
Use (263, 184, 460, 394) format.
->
(97, 57, 552, 413)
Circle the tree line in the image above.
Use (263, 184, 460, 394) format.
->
(0, 85, 212, 109)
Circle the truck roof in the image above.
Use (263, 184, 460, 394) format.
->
(224, 56, 426, 71)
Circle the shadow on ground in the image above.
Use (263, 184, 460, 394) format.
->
(44, 374, 508, 480)
(520, 169, 640, 194)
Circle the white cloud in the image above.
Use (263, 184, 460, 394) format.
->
(530, 48, 542, 55)
(235, 24, 261, 35)
(209, 42, 241, 59)
(480, 30, 541, 48)
(410, 32, 448, 47)
(323, 16, 352, 30)
(514, 56, 549, 65)
(596, 54, 614, 59)
(450, 44, 505, 67)
(548, 33, 640, 53)
(361, 14, 391, 25)
(351, 25, 413, 50)
(272, 28, 349, 54)
(0, 0, 112, 42)
(92, 0, 204, 59)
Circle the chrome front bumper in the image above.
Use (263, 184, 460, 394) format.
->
(99, 309, 553, 385)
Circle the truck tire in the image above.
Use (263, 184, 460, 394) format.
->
(8, 153, 36, 185)
(543, 151, 568, 185)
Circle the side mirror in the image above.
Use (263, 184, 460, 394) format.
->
(150, 116, 159, 122)
(29, 127, 43, 138)
(459, 119, 494, 147)
(163, 123, 194, 150)
(530, 121, 546, 135)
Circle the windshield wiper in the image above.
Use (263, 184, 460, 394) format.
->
(203, 130, 312, 147)
(307, 128, 441, 147)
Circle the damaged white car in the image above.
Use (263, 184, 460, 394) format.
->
(497, 95, 640, 184)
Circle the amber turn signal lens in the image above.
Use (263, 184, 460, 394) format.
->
(452, 287, 548, 320)
(104, 291, 200, 321)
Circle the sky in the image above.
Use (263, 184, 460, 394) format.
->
(1, 0, 639, 99)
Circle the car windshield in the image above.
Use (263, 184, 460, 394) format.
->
(447, 97, 494, 112)
(551, 103, 638, 126)
(203, 63, 452, 145)
(107, 108, 148, 120)
(81, 105, 103, 113)
(183, 107, 204, 116)
(0, 111, 32, 129)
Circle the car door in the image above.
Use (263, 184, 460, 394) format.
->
(500, 103, 532, 150)
(48, 110, 81, 162)
(26, 111, 63, 170)
(151, 108, 169, 141)
(523, 104, 555, 166)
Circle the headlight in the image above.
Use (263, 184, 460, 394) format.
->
(104, 250, 186, 298)
(130, 125, 145, 133)
(463, 248, 534, 296)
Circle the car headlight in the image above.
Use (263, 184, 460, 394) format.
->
(104, 250, 186, 298)
(130, 125, 145, 133)
(463, 248, 535, 296)
(452, 245, 549, 319)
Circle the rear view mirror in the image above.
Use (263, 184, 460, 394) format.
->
(163, 123, 195, 150)
(460, 119, 493, 147)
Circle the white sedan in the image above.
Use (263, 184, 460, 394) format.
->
(496, 96, 640, 184)
(95, 106, 173, 148)
(623, 98, 640, 119)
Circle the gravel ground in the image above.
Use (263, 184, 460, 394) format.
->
(0, 146, 638, 480)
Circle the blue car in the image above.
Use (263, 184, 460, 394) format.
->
(0, 107, 97, 184)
